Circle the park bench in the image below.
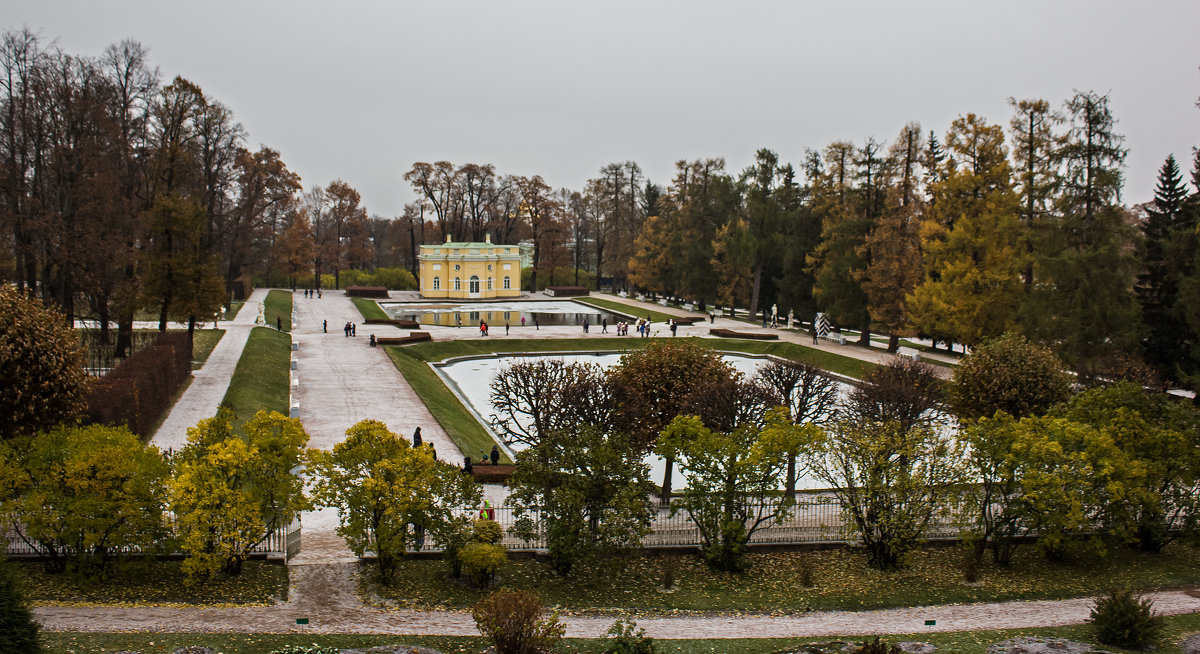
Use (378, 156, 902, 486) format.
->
(822, 332, 847, 345)
(897, 346, 921, 361)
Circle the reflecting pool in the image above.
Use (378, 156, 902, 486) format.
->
(436, 351, 852, 490)
(379, 300, 628, 327)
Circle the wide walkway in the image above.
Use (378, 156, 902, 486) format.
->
(151, 288, 270, 450)
(32, 587, 1200, 638)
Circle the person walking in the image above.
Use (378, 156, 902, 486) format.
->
(670, 320, 678, 337)
(351, 323, 356, 336)
(583, 318, 589, 334)
(602, 317, 608, 333)
(505, 321, 510, 335)
(491, 444, 501, 466)
(323, 319, 327, 333)
(413, 426, 422, 447)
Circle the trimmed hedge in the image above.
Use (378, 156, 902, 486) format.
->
(346, 286, 389, 298)
(86, 331, 191, 438)
(709, 328, 778, 340)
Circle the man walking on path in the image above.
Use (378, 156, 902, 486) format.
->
(323, 319, 327, 333)
(602, 318, 608, 333)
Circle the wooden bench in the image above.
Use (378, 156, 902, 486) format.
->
(376, 331, 432, 346)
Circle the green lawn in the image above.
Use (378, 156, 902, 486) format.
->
(575, 296, 693, 323)
(351, 296, 390, 321)
(386, 346, 503, 463)
(371, 541, 1200, 613)
(263, 289, 293, 331)
(385, 337, 877, 462)
(220, 326, 291, 434)
(37, 613, 1200, 654)
(18, 559, 286, 607)
(190, 328, 224, 368)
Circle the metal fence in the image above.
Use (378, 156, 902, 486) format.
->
(422, 494, 966, 553)
(4, 519, 300, 560)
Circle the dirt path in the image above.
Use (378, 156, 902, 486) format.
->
(33, 565, 1200, 638)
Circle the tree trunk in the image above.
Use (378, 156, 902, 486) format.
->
(660, 456, 674, 505)
(887, 333, 899, 352)
(749, 262, 764, 319)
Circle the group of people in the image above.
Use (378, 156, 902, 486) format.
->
(343, 321, 356, 336)
(302, 288, 322, 298)
(479, 320, 489, 336)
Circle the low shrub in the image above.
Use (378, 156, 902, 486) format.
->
(605, 618, 655, 654)
(460, 542, 507, 588)
(472, 518, 504, 544)
(472, 588, 564, 654)
(0, 555, 41, 653)
(1089, 587, 1164, 649)
(858, 637, 903, 654)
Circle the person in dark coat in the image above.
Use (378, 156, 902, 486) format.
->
(491, 444, 501, 466)
(413, 426, 422, 447)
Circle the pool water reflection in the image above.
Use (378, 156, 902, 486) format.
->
(379, 300, 628, 327)
(436, 352, 849, 490)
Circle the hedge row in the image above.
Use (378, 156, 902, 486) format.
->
(86, 332, 191, 438)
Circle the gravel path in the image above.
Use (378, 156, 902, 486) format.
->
(32, 565, 1200, 638)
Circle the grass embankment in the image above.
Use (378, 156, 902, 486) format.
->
(190, 328, 224, 368)
(38, 613, 1200, 654)
(351, 296, 390, 321)
(219, 326, 291, 434)
(575, 296, 697, 323)
(385, 337, 877, 462)
(18, 559, 286, 607)
(263, 289, 292, 331)
(372, 541, 1200, 613)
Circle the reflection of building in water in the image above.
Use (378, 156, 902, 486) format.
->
(417, 310, 542, 326)
(418, 234, 522, 299)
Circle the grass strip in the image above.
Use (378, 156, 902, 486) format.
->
(399, 337, 875, 380)
(373, 541, 1200, 613)
(190, 328, 224, 368)
(263, 289, 293, 331)
(575, 296, 692, 323)
(220, 326, 291, 434)
(37, 612, 1200, 654)
(385, 346, 502, 463)
(19, 559, 286, 607)
(351, 296, 390, 321)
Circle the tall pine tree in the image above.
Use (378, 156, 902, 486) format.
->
(1137, 154, 1191, 381)
(1022, 91, 1141, 382)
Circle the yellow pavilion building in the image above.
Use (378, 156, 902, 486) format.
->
(417, 235, 522, 299)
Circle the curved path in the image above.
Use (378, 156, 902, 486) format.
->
(32, 584, 1200, 638)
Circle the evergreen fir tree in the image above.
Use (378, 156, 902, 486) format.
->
(1138, 154, 1191, 380)
(0, 555, 42, 654)
(1023, 91, 1141, 383)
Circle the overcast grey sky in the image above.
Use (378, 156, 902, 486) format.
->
(8, 0, 1200, 216)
